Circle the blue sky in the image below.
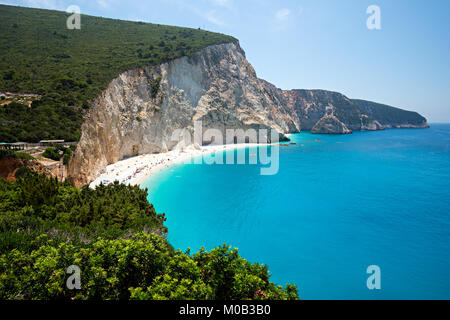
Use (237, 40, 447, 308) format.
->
(1, 0, 449, 122)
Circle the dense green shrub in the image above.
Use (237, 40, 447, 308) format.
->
(0, 102, 82, 143)
(0, 234, 298, 300)
(0, 172, 167, 252)
(42, 146, 73, 163)
(149, 76, 162, 99)
(63, 153, 71, 165)
(14, 166, 32, 178)
(0, 149, 34, 160)
(42, 147, 61, 161)
(0, 173, 299, 300)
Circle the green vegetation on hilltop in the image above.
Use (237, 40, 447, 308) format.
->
(0, 148, 34, 160)
(0, 173, 298, 300)
(352, 99, 428, 126)
(0, 4, 236, 142)
(0, 100, 83, 142)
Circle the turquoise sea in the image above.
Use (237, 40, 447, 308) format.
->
(141, 124, 450, 300)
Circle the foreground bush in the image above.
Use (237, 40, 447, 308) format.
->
(0, 173, 299, 300)
(0, 172, 167, 252)
(0, 233, 297, 300)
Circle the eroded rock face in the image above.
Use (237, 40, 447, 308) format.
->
(311, 115, 352, 134)
(68, 41, 429, 187)
(352, 99, 429, 129)
(0, 158, 54, 182)
(279, 89, 411, 132)
(69, 42, 299, 187)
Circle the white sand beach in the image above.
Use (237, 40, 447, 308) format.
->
(89, 143, 261, 188)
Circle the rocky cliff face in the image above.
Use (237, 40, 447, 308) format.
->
(352, 99, 429, 129)
(311, 115, 352, 134)
(276, 89, 425, 133)
(0, 158, 54, 182)
(69, 41, 429, 186)
(69, 42, 298, 186)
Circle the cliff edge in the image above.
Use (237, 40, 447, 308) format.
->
(69, 42, 428, 187)
(69, 42, 297, 186)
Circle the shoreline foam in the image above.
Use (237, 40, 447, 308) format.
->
(89, 143, 261, 188)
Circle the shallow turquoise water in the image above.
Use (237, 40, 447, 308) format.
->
(142, 124, 450, 300)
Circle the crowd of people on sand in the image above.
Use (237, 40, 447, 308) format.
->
(93, 144, 253, 188)
(99, 156, 175, 186)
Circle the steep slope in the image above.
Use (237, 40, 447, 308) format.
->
(68, 41, 429, 186)
(353, 99, 429, 129)
(277, 89, 420, 133)
(0, 150, 54, 181)
(268, 88, 428, 133)
(0, 4, 235, 142)
(311, 115, 352, 134)
(69, 42, 297, 186)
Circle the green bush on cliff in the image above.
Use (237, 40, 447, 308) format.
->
(0, 173, 298, 300)
(0, 233, 297, 300)
(42, 146, 73, 163)
(42, 147, 61, 161)
(0, 172, 168, 252)
(63, 152, 71, 165)
(0, 149, 34, 160)
(0, 4, 236, 142)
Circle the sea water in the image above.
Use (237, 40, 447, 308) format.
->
(141, 124, 450, 299)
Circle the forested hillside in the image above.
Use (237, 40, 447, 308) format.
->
(0, 4, 235, 142)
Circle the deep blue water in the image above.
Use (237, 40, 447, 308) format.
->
(142, 124, 450, 300)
